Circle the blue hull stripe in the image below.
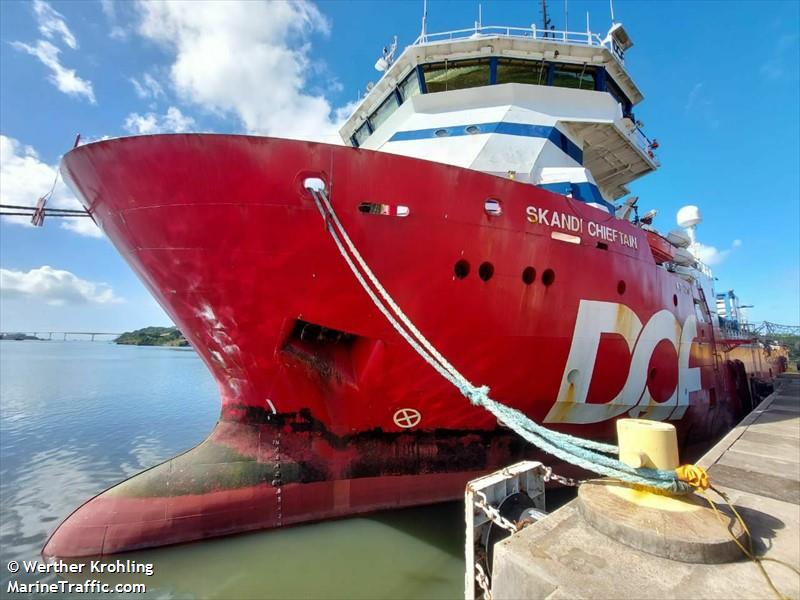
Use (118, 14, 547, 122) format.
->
(387, 122, 583, 165)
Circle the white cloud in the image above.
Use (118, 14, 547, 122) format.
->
(693, 240, 742, 266)
(100, 0, 115, 19)
(32, 0, 77, 49)
(11, 40, 95, 103)
(0, 134, 102, 238)
(0, 266, 122, 306)
(123, 106, 196, 134)
(100, 0, 129, 40)
(761, 33, 799, 81)
(130, 73, 165, 100)
(685, 83, 703, 113)
(134, 0, 346, 142)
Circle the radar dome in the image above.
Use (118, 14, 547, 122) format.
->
(677, 205, 702, 229)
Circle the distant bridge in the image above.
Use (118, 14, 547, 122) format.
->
(0, 331, 123, 341)
(750, 322, 800, 337)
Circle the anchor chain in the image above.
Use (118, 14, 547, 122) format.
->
(474, 563, 493, 600)
(272, 429, 283, 527)
(473, 490, 519, 535)
(543, 466, 583, 487)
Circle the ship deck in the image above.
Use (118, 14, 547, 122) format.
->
(490, 373, 800, 599)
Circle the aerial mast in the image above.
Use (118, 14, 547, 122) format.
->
(421, 0, 427, 41)
(541, 0, 553, 38)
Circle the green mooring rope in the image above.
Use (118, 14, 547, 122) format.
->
(309, 187, 690, 495)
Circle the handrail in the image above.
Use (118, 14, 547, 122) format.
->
(626, 125, 659, 166)
(414, 25, 605, 49)
(693, 258, 713, 278)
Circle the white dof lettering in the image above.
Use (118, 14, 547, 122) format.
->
(543, 300, 701, 424)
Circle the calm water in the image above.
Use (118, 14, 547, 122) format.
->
(0, 341, 465, 599)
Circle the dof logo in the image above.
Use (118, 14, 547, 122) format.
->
(544, 300, 702, 424)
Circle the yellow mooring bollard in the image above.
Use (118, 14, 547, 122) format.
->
(609, 418, 689, 511)
(576, 418, 747, 564)
(616, 418, 679, 470)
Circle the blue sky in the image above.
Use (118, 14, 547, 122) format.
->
(0, 0, 798, 332)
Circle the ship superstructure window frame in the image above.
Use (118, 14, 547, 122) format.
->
(369, 91, 401, 132)
(398, 69, 421, 101)
(350, 56, 634, 147)
(550, 63, 597, 91)
(352, 121, 372, 147)
(605, 74, 633, 118)
(422, 58, 492, 93)
(495, 58, 549, 86)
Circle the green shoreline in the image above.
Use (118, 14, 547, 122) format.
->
(115, 326, 190, 347)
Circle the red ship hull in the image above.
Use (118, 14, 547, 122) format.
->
(43, 135, 785, 557)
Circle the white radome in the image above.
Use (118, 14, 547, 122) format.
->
(677, 205, 702, 229)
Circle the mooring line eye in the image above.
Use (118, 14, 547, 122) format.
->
(303, 177, 326, 192)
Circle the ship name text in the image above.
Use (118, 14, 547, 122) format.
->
(525, 206, 638, 249)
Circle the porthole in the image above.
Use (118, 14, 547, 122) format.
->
(434, 128, 449, 137)
(454, 260, 470, 279)
(466, 125, 480, 134)
(484, 198, 502, 216)
(478, 262, 494, 281)
(617, 280, 626, 295)
(542, 269, 555, 286)
(673, 294, 678, 307)
(522, 267, 536, 285)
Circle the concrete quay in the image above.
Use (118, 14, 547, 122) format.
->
(491, 373, 800, 600)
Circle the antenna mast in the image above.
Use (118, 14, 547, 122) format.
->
(540, 0, 553, 37)
(609, 0, 616, 24)
(421, 0, 427, 40)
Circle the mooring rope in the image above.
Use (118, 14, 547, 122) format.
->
(308, 186, 693, 494)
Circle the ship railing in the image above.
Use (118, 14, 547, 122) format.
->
(620, 122, 660, 167)
(718, 321, 755, 342)
(693, 257, 713, 279)
(414, 25, 605, 49)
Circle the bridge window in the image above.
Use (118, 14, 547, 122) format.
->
(398, 70, 421, 101)
(551, 64, 596, 90)
(496, 59, 549, 86)
(369, 92, 400, 132)
(605, 75, 633, 117)
(352, 122, 371, 147)
(423, 59, 491, 93)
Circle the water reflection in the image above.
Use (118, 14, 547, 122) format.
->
(0, 341, 469, 599)
(71, 502, 465, 600)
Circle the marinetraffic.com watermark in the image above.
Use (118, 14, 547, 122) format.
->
(6, 559, 151, 594)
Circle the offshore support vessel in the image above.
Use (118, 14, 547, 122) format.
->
(44, 19, 786, 557)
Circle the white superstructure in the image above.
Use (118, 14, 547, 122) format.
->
(340, 23, 660, 210)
